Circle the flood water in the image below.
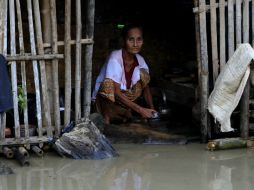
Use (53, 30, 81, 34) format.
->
(1, 143, 254, 190)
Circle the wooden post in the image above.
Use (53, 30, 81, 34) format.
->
(210, 0, 219, 82)
(219, 0, 226, 69)
(10, 0, 20, 138)
(50, 0, 61, 136)
(33, 0, 53, 137)
(227, 0, 235, 57)
(27, 0, 43, 137)
(64, 0, 72, 126)
(16, 0, 29, 138)
(75, 0, 82, 121)
(240, 0, 250, 139)
(83, 0, 95, 118)
(199, 0, 209, 142)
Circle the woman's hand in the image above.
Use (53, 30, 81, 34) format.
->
(138, 107, 157, 118)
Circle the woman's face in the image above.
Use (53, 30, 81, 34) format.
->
(124, 28, 143, 54)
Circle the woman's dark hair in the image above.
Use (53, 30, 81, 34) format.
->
(121, 23, 143, 40)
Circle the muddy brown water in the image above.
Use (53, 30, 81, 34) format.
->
(1, 143, 254, 190)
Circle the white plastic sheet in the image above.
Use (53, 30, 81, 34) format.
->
(208, 43, 254, 132)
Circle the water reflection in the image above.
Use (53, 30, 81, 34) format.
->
(208, 165, 233, 190)
(0, 150, 157, 190)
(0, 144, 254, 190)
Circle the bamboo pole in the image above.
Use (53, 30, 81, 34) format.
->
(31, 145, 44, 157)
(27, 0, 43, 137)
(0, 136, 49, 146)
(194, 0, 201, 85)
(1, 0, 8, 130)
(252, 0, 254, 47)
(50, 0, 61, 136)
(210, 0, 219, 82)
(10, 0, 21, 138)
(240, 0, 250, 139)
(16, 0, 29, 138)
(219, 0, 226, 69)
(13, 147, 30, 166)
(193, 0, 253, 13)
(42, 0, 54, 128)
(3, 147, 14, 158)
(64, 0, 72, 126)
(199, 0, 209, 142)
(227, 0, 235, 58)
(6, 54, 64, 62)
(194, 0, 203, 139)
(33, 0, 53, 137)
(0, 114, 5, 140)
(0, 1, 3, 52)
(0, 0, 4, 137)
(3, 0, 7, 57)
(83, 0, 95, 118)
(75, 0, 82, 121)
(43, 39, 93, 48)
(236, 0, 242, 46)
(194, 0, 201, 105)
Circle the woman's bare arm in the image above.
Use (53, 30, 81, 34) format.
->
(143, 85, 154, 109)
(113, 82, 156, 118)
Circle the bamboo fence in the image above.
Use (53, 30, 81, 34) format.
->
(0, 0, 95, 149)
(193, 0, 253, 141)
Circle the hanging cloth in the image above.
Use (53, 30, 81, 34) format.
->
(0, 54, 13, 113)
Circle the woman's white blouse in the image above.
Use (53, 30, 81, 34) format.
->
(92, 49, 149, 100)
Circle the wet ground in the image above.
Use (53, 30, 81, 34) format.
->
(1, 143, 254, 190)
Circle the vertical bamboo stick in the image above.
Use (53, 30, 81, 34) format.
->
(83, 0, 95, 118)
(0, 1, 3, 53)
(194, 0, 201, 81)
(64, 0, 72, 126)
(0, 115, 5, 140)
(240, 0, 250, 139)
(0, 0, 4, 139)
(10, 0, 20, 138)
(227, 0, 235, 58)
(42, 0, 54, 126)
(27, 0, 43, 137)
(210, 0, 219, 82)
(16, 0, 29, 138)
(199, 0, 209, 142)
(3, 0, 8, 57)
(219, 0, 226, 69)
(252, 0, 254, 47)
(236, 0, 242, 46)
(2, 0, 8, 130)
(33, 0, 52, 137)
(50, 0, 61, 136)
(75, 0, 82, 121)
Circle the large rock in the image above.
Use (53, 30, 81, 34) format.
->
(54, 118, 118, 159)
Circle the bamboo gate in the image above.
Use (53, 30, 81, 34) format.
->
(193, 0, 254, 142)
(0, 0, 95, 153)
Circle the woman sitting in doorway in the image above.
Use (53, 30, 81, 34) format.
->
(92, 24, 156, 124)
